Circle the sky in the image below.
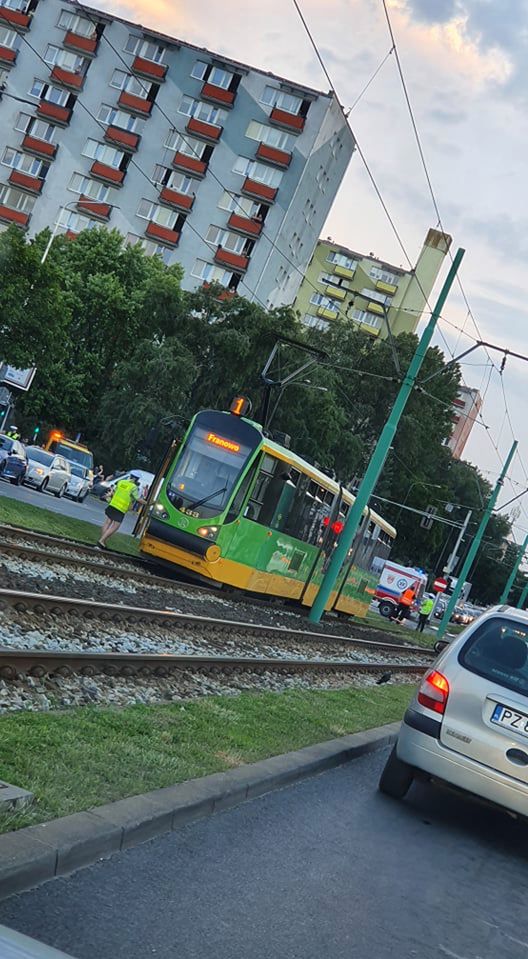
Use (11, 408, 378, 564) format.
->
(103, 0, 528, 533)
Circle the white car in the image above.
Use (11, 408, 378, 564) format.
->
(65, 462, 90, 502)
(24, 447, 71, 497)
(0, 924, 75, 957)
(95, 469, 154, 500)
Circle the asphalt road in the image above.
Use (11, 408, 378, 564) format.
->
(1, 748, 527, 959)
(0, 480, 137, 535)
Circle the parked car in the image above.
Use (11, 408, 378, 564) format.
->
(0, 923, 76, 957)
(434, 598, 447, 619)
(451, 605, 472, 625)
(379, 606, 528, 819)
(0, 433, 27, 485)
(24, 447, 71, 497)
(65, 462, 90, 502)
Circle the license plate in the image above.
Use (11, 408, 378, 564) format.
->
(491, 703, 528, 736)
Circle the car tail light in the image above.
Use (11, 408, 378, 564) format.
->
(417, 670, 450, 715)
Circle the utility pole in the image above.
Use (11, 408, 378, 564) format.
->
(500, 532, 528, 605)
(308, 247, 465, 623)
(444, 509, 472, 576)
(517, 580, 528, 610)
(437, 440, 518, 638)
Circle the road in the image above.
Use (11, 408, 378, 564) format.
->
(0, 480, 137, 535)
(1, 748, 527, 959)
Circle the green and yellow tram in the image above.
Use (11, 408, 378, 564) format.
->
(139, 403, 396, 617)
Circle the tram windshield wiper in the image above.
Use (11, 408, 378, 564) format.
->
(186, 484, 228, 511)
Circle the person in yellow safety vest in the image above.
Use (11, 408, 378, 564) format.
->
(391, 586, 416, 623)
(6, 427, 20, 440)
(98, 475, 146, 550)
(417, 595, 434, 632)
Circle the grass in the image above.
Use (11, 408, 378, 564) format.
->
(363, 611, 435, 648)
(0, 495, 139, 556)
(0, 685, 414, 833)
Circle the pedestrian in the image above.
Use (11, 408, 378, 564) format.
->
(390, 585, 416, 623)
(94, 464, 104, 483)
(6, 426, 20, 440)
(417, 595, 434, 632)
(98, 474, 145, 549)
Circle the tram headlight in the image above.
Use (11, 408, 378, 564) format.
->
(197, 526, 218, 540)
(152, 502, 169, 519)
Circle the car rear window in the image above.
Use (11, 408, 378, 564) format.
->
(0, 435, 13, 451)
(27, 447, 53, 466)
(459, 617, 528, 696)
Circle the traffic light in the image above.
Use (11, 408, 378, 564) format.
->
(420, 505, 437, 530)
(32, 425, 40, 442)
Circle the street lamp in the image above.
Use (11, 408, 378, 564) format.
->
(39, 199, 120, 264)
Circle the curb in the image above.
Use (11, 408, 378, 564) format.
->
(0, 722, 399, 901)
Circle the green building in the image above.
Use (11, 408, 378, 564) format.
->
(293, 228, 452, 337)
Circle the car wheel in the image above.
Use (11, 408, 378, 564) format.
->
(9, 476, 20, 486)
(78, 493, 87, 503)
(378, 746, 414, 799)
(379, 600, 395, 619)
(39, 479, 48, 493)
(54, 484, 66, 499)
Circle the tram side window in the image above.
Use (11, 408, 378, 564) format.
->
(282, 476, 332, 545)
(244, 454, 296, 529)
(225, 458, 260, 522)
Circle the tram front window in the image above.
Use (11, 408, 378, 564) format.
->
(167, 425, 252, 518)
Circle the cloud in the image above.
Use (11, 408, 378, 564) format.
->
(429, 106, 467, 124)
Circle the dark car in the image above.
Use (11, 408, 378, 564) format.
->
(0, 433, 27, 485)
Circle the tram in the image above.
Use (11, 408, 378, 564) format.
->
(138, 400, 396, 617)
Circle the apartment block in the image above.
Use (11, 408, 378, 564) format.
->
(448, 386, 482, 459)
(293, 229, 452, 336)
(0, 0, 354, 305)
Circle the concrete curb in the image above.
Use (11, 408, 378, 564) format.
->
(0, 722, 399, 901)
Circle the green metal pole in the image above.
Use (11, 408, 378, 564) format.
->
(437, 440, 518, 638)
(308, 247, 465, 624)
(500, 532, 528, 605)
(517, 579, 528, 610)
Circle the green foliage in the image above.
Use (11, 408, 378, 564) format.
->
(0, 227, 514, 603)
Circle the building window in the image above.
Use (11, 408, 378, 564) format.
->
(15, 113, 56, 142)
(310, 292, 335, 310)
(218, 191, 265, 219)
(57, 10, 97, 38)
(260, 84, 303, 115)
(191, 257, 240, 289)
(58, 207, 98, 231)
(206, 226, 252, 255)
(369, 265, 399, 286)
(82, 138, 124, 168)
(97, 104, 141, 132)
(245, 121, 294, 152)
(178, 95, 227, 128)
(351, 309, 381, 328)
(319, 272, 349, 290)
(0, 26, 20, 50)
(136, 199, 179, 228)
(2, 0, 30, 11)
(44, 44, 88, 74)
(232, 157, 283, 188)
(2, 147, 48, 178)
(125, 35, 165, 63)
(0, 185, 36, 212)
(127, 233, 172, 263)
(359, 287, 391, 305)
(327, 250, 357, 271)
(152, 166, 193, 194)
(110, 70, 152, 99)
(29, 79, 70, 106)
(164, 130, 207, 159)
(68, 172, 110, 201)
(191, 60, 234, 90)
(302, 314, 329, 331)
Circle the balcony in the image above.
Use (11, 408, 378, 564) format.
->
(201, 81, 235, 107)
(0, 205, 29, 227)
(269, 106, 305, 132)
(317, 306, 338, 320)
(186, 117, 222, 142)
(366, 301, 385, 316)
(325, 284, 346, 301)
(22, 134, 57, 158)
(64, 30, 97, 54)
(256, 142, 291, 169)
(376, 279, 397, 295)
(77, 196, 111, 220)
(50, 65, 85, 89)
(117, 91, 152, 115)
(227, 212, 262, 237)
(159, 187, 194, 211)
(132, 55, 167, 81)
(90, 161, 125, 185)
(172, 151, 207, 177)
(37, 100, 71, 125)
(241, 177, 277, 203)
(0, 5, 30, 28)
(145, 221, 180, 246)
(0, 45, 17, 66)
(104, 126, 140, 151)
(202, 281, 236, 301)
(8, 170, 43, 194)
(333, 264, 355, 280)
(215, 247, 249, 272)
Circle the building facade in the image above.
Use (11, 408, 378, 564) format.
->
(448, 386, 482, 459)
(293, 229, 452, 337)
(0, 0, 354, 306)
